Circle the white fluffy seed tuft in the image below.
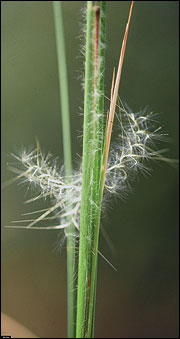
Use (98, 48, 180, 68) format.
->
(6, 103, 169, 236)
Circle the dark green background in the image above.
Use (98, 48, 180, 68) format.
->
(2, 1, 179, 338)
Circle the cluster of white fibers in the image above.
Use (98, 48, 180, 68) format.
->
(7, 103, 168, 235)
(8, 148, 82, 232)
(105, 103, 168, 199)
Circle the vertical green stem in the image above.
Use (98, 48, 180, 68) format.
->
(87, 2, 106, 337)
(52, 2, 76, 338)
(76, 2, 106, 338)
(76, 3, 95, 337)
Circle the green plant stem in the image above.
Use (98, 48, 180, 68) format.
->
(76, 2, 106, 338)
(52, 2, 76, 338)
(76, 3, 95, 337)
(87, 2, 106, 337)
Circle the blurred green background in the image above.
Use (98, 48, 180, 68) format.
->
(2, 1, 179, 338)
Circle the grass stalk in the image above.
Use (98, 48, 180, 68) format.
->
(76, 2, 134, 337)
(76, 2, 106, 337)
(86, 2, 106, 337)
(52, 2, 76, 338)
(76, 3, 95, 336)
